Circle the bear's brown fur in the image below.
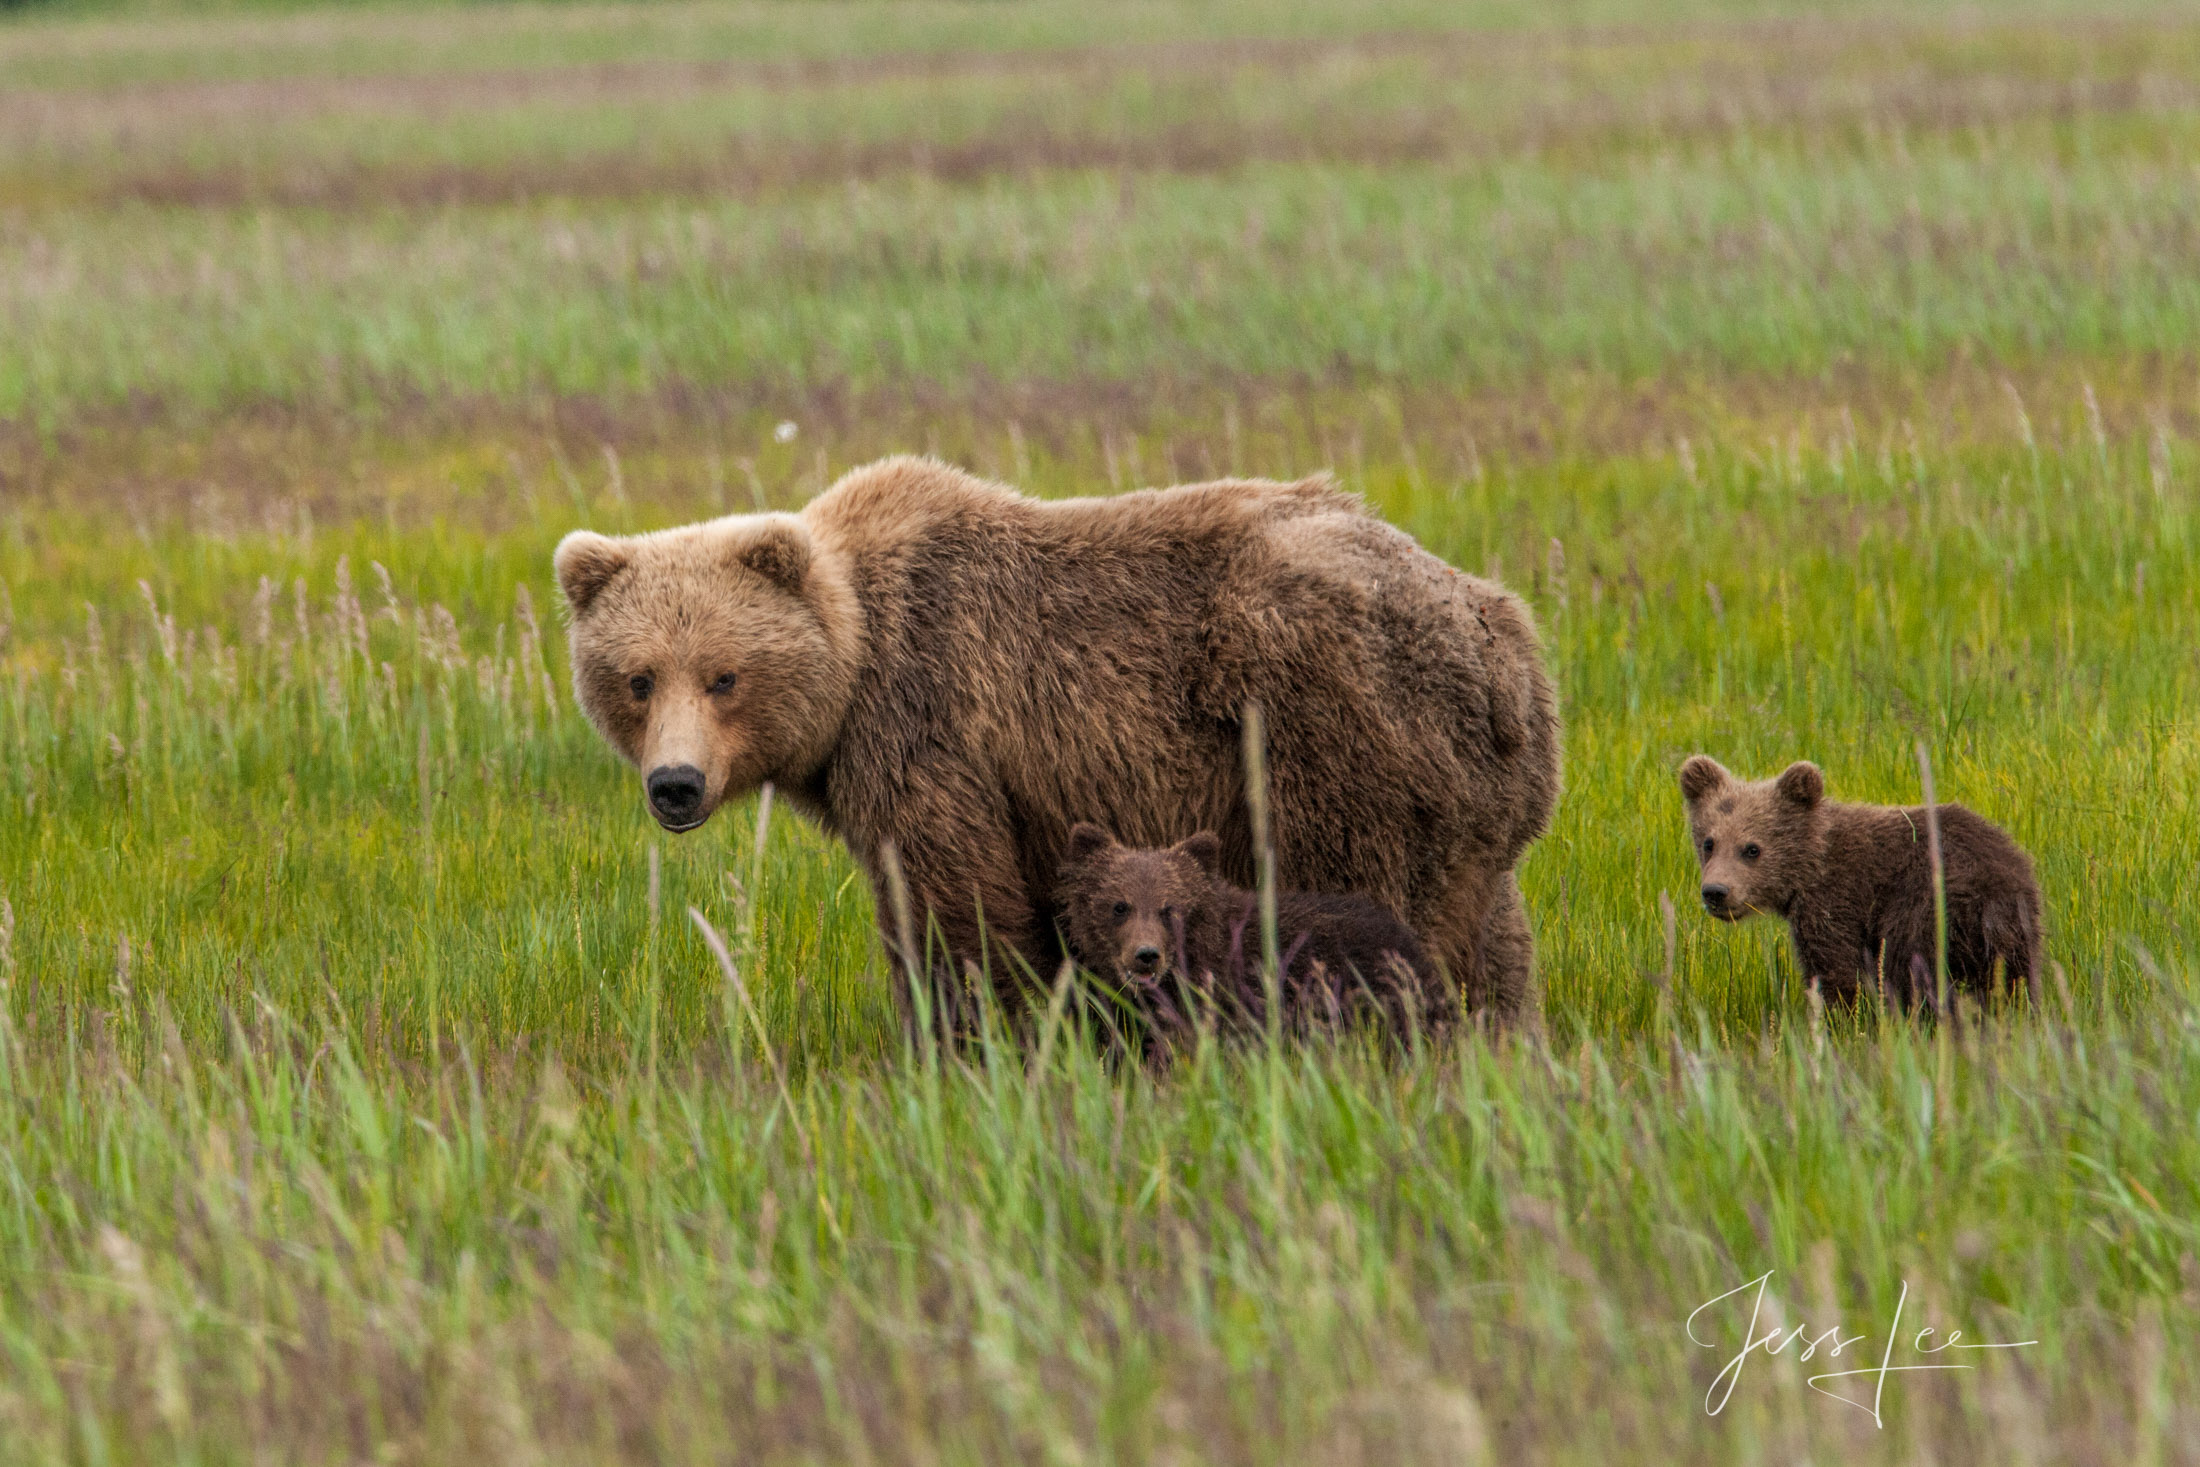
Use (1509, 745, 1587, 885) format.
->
(1679, 756, 2043, 1007)
(556, 456, 1561, 1026)
(1057, 823, 1456, 1050)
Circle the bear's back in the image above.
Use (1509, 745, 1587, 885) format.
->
(1818, 801, 2037, 904)
(1274, 890, 1435, 980)
(1198, 885, 1453, 1036)
(807, 455, 1360, 562)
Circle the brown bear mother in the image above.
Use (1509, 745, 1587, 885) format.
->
(555, 456, 1561, 1024)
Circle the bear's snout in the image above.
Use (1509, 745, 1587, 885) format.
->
(1701, 883, 1736, 919)
(1128, 944, 1164, 977)
(646, 764, 709, 830)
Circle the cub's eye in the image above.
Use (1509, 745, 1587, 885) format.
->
(1111, 901, 1130, 920)
(1742, 843, 1762, 861)
(1160, 906, 1175, 920)
(629, 674, 653, 700)
(709, 672, 737, 695)
(1702, 837, 1715, 856)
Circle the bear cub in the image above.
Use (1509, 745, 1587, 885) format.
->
(1679, 756, 2043, 1007)
(1057, 823, 1457, 1048)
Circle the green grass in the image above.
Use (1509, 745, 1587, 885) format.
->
(2, 0, 2198, 1459)
(8, 10, 2200, 421)
(11, 150, 2200, 421)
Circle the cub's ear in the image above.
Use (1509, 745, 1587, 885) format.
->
(1065, 822, 1116, 865)
(1174, 831, 1223, 875)
(733, 517, 812, 594)
(1776, 761, 1824, 808)
(1678, 755, 1729, 804)
(554, 531, 631, 614)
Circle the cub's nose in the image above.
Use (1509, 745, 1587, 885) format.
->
(646, 764, 708, 828)
(1129, 945, 1163, 976)
(1700, 883, 1731, 916)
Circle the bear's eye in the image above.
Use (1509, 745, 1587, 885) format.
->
(1111, 901, 1130, 921)
(1161, 905, 1175, 920)
(708, 672, 737, 696)
(629, 674, 653, 701)
(1742, 843, 1762, 861)
(1702, 837, 1714, 856)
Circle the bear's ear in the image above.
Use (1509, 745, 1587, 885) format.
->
(733, 518, 812, 595)
(554, 531, 631, 615)
(1065, 822, 1115, 865)
(1174, 831, 1222, 875)
(1776, 761, 1824, 808)
(1678, 755, 1729, 804)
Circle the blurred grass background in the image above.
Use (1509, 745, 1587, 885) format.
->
(1, 0, 2197, 1460)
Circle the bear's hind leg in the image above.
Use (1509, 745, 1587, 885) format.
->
(1480, 873, 1537, 1025)
(1983, 895, 2044, 1009)
(1422, 864, 1536, 1028)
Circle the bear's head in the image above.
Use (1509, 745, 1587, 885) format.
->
(1678, 756, 1826, 923)
(555, 513, 863, 832)
(1058, 824, 1225, 990)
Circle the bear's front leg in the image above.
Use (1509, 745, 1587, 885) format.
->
(866, 802, 1047, 1042)
(1785, 910, 1879, 1006)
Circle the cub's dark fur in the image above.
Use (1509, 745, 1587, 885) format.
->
(1058, 823, 1457, 1049)
(1680, 756, 2043, 1006)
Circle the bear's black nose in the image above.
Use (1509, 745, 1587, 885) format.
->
(1130, 945, 1162, 975)
(1700, 883, 1731, 915)
(647, 764, 708, 828)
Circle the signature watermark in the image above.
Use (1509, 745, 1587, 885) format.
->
(1688, 1270, 2036, 1427)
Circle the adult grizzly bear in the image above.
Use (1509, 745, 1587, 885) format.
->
(555, 456, 1560, 1025)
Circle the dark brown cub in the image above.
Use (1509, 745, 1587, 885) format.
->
(1057, 823, 1458, 1051)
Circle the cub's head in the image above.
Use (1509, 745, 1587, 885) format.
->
(1058, 824, 1223, 988)
(555, 514, 861, 832)
(1677, 756, 1826, 923)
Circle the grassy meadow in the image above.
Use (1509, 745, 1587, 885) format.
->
(3, 0, 2200, 1460)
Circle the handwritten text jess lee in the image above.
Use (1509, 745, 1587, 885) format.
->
(1687, 1271, 2036, 1427)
